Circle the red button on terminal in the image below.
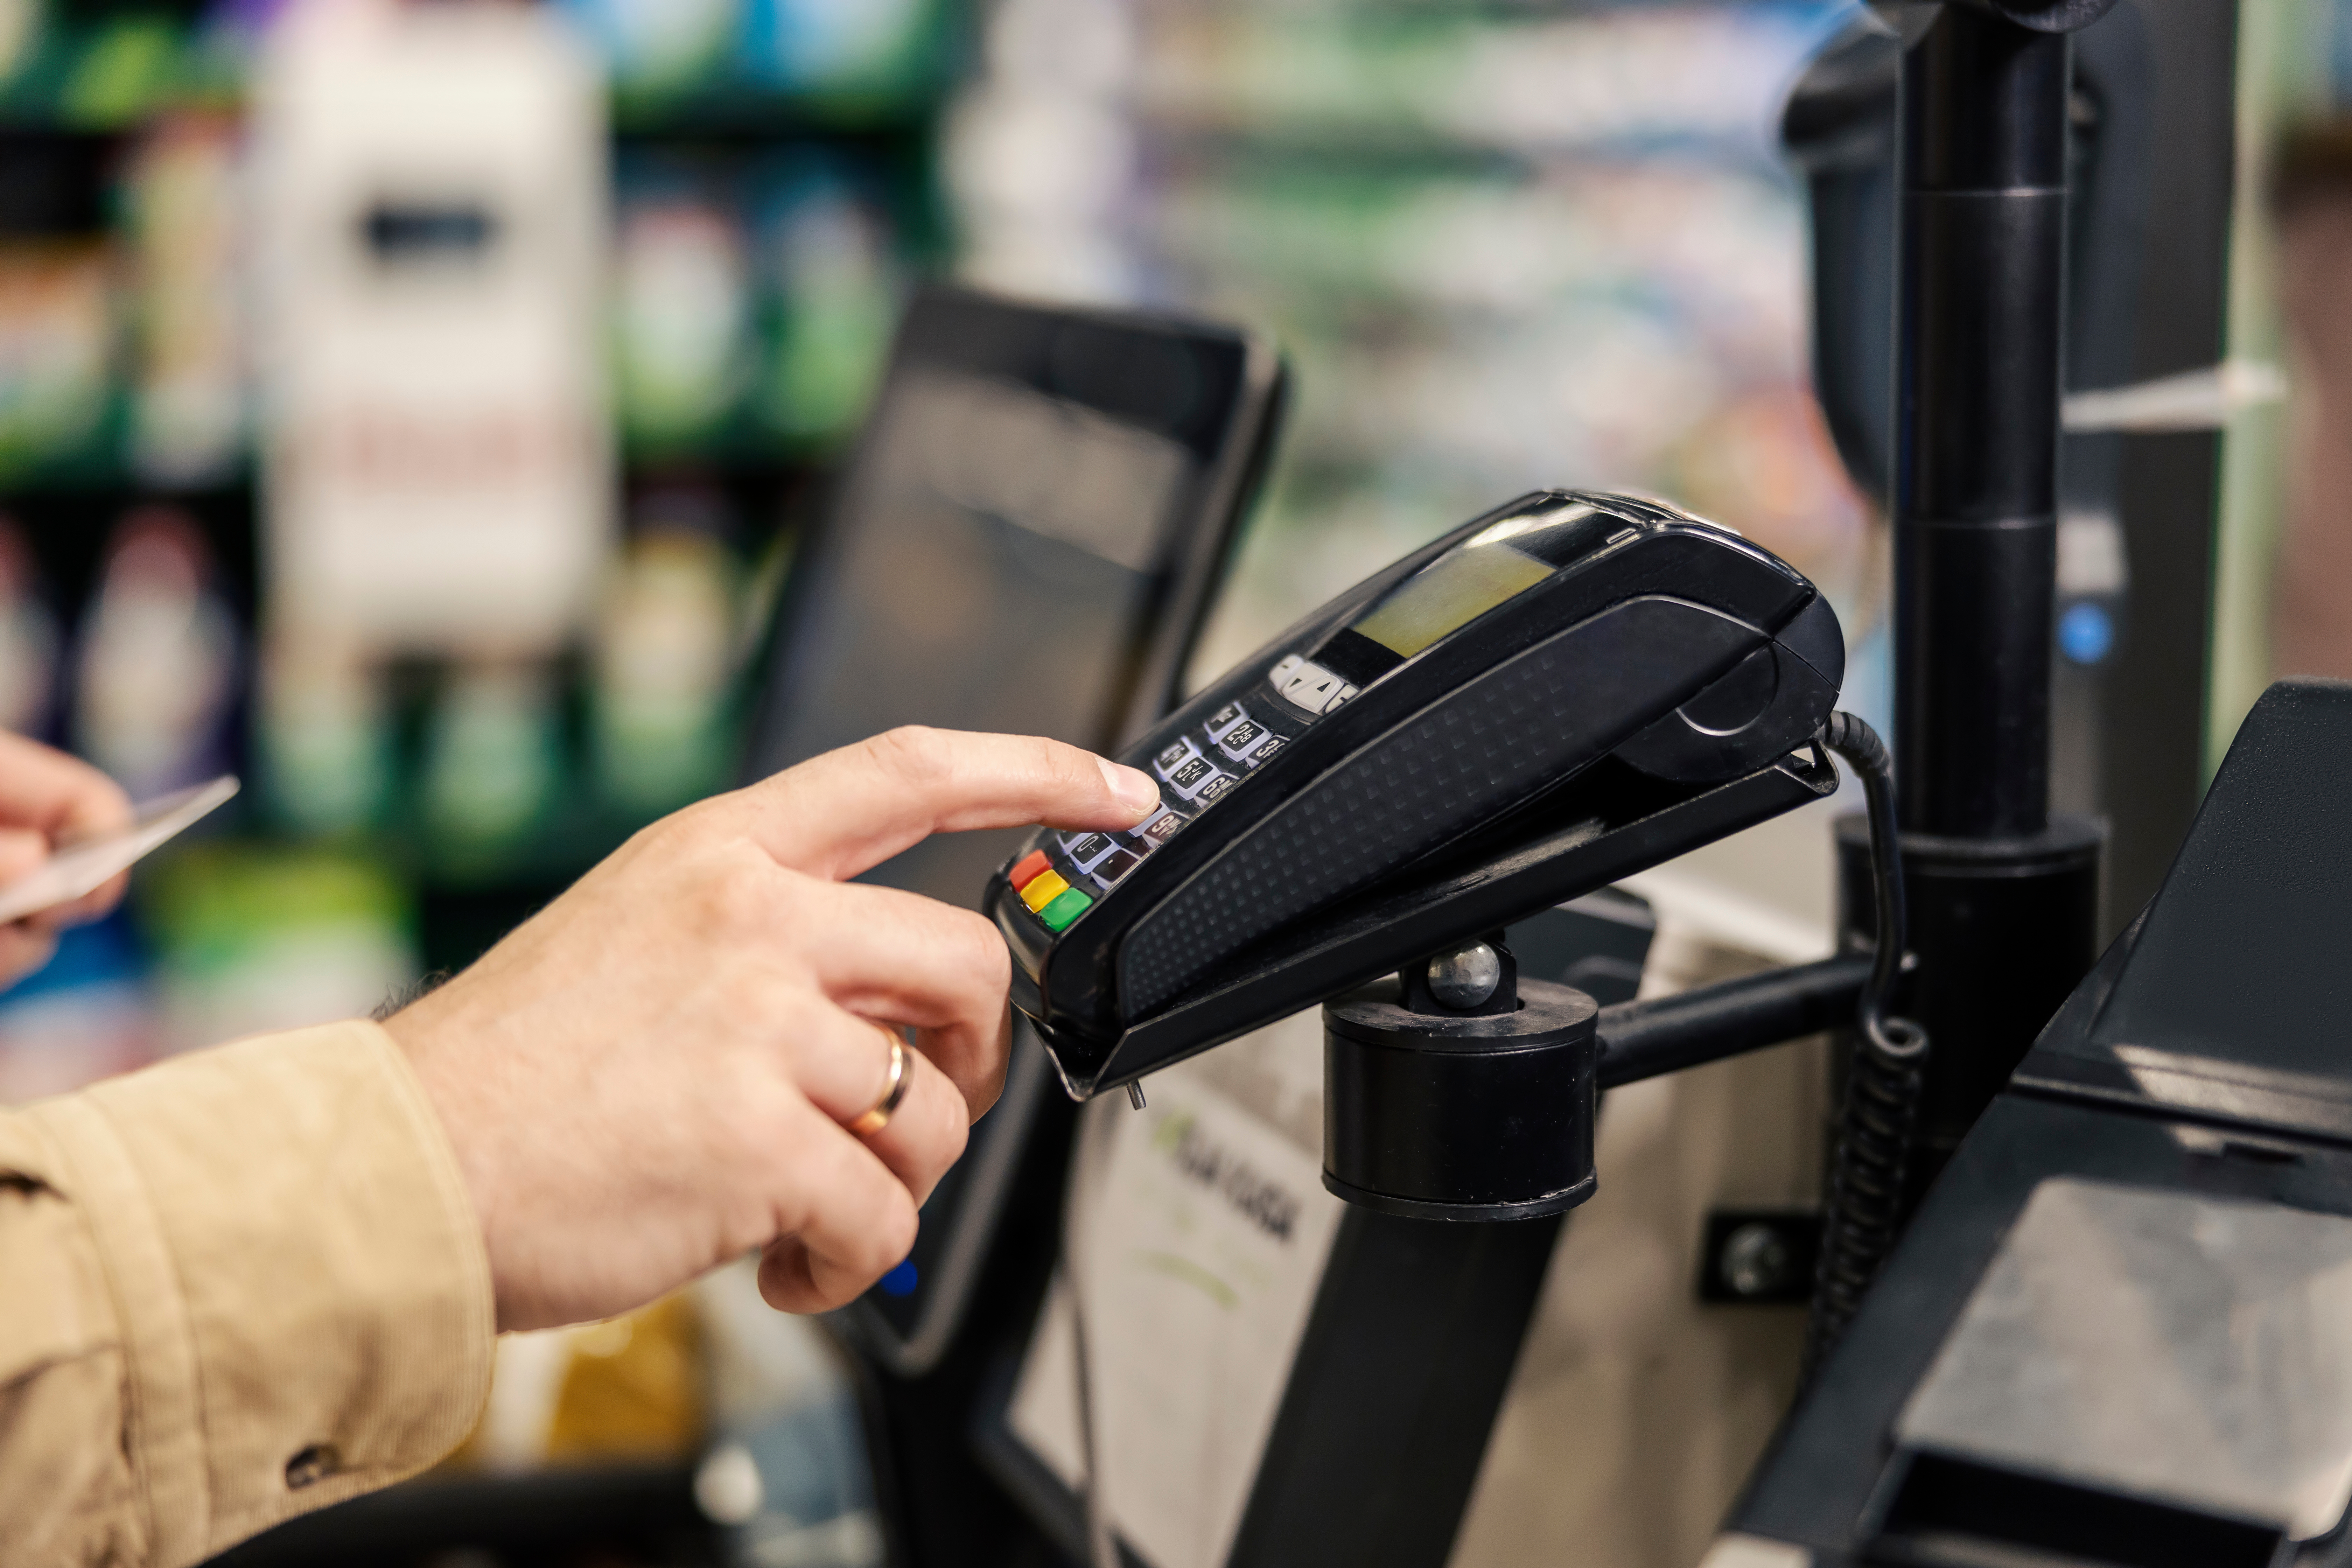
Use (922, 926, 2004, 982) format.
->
(1010, 850, 1052, 891)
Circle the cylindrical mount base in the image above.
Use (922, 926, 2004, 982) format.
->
(1323, 977, 1598, 1222)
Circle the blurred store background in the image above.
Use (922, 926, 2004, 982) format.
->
(0, 0, 2338, 1563)
(0, 0, 1878, 1167)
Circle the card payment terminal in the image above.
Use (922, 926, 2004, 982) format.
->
(987, 488, 1848, 1099)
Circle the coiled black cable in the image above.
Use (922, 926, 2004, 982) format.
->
(1805, 713, 1930, 1381)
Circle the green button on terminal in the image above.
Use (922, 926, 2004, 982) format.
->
(1040, 887, 1093, 931)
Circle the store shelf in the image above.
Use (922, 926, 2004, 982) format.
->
(0, 438, 833, 498)
(612, 88, 939, 141)
(0, 45, 943, 145)
(0, 87, 942, 141)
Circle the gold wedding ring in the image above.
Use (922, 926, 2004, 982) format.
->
(850, 1029, 910, 1136)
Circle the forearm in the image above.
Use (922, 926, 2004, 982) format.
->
(0, 1022, 495, 1568)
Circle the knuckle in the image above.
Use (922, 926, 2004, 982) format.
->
(945, 908, 1010, 990)
(934, 1102, 971, 1167)
(654, 792, 730, 842)
(620, 804, 724, 877)
(908, 1076, 968, 1162)
(872, 1190, 919, 1268)
(693, 849, 780, 941)
(666, 794, 736, 841)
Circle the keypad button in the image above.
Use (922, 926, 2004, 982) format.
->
(1205, 702, 1246, 739)
(1269, 653, 1305, 688)
(1153, 738, 1198, 778)
(1278, 660, 1344, 715)
(1091, 848, 1141, 889)
(1194, 774, 1236, 804)
(1217, 719, 1266, 759)
(1062, 833, 1116, 872)
(1324, 683, 1360, 713)
(1040, 888, 1093, 931)
(1130, 808, 1185, 850)
(1168, 755, 1213, 792)
(1020, 869, 1071, 914)
(1247, 735, 1287, 768)
(1009, 849, 1052, 891)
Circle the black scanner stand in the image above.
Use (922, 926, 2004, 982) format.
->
(1136, 713, 1924, 1568)
(983, 490, 1938, 1568)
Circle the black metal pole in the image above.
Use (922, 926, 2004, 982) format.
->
(1894, 5, 2067, 833)
(1856, 0, 2111, 1203)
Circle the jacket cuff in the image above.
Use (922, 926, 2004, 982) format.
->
(27, 1018, 495, 1568)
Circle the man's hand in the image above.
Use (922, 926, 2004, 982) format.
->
(382, 727, 1161, 1332)
(0, 731, 134, 985)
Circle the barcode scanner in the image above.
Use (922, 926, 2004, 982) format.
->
(987, 489, 1847, 1100)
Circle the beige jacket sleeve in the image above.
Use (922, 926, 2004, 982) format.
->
(0, 1019, 496, 1568)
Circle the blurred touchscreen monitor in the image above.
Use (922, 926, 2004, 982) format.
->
(741, 286, 1283, 1373)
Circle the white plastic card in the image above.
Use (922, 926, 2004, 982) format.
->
(0, 775, 239, 925)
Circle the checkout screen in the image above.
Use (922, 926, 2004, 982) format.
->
(747, 369, 1192, 909)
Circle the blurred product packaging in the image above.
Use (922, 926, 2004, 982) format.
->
(71, 507, 239, 800)
(561, 0, 938, 103)
(615, 158, 754, 452)
(0, 234, 113, 476)
(456, 1258, 881, 1567)
(140, 841, 416, 1057)
(252, 0, 612, 659)
(421, 660, 564, 859)
(737, 0, 936, 100)
(255, 629, 393, 837)
(694, 1256, 882, 1568)
(468, 1292, 709, 1472)
(616, 150, 901, 456)
(125, 111, 245, 484)
(0, 0, 40, 88)
(0, 514, 59, 736)
(560, 0, 742, 99)
(752, 159, 897, 442)
(593, 488, 741, 813)
(0, 915, 154, 1104)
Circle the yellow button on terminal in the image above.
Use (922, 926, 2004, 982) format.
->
(1020, 870, 1070, 913)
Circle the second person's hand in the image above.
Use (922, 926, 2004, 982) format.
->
(0, 730, 134, 986)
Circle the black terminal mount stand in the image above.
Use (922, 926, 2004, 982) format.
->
(1863, 0, 2114, 1204)
(1319, 713, 1926, 1322)
(1235, 718, 1925, 1568)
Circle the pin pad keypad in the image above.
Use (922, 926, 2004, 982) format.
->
(1004, 666, 1311, 932)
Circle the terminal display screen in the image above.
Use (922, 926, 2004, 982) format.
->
(1314, 499, 1632, 682)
